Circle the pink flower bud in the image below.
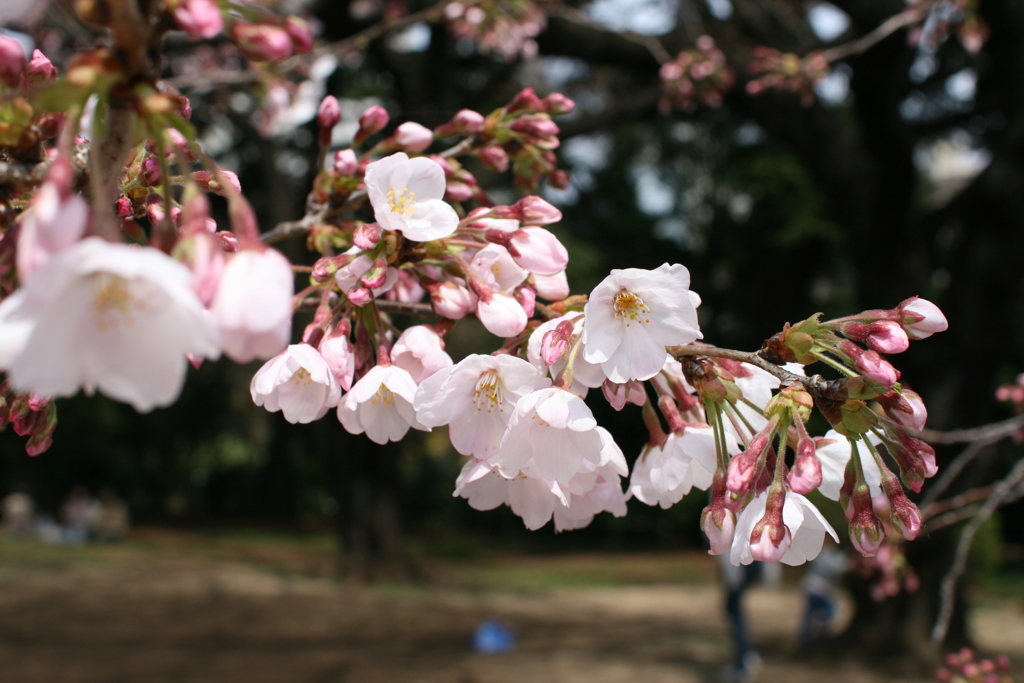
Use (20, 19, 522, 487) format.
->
(445, 181, 473, 202)
(317, 95, 340, 131)
(333, 149, 358, 175)
(898, 296, 948, 340)
(508, 227, 568, 275)
(140, 157, 162, 186)
(514, 284, 536, 318)
(284, 16, 313, 54)
(701, 505, 736, 555)
(787, 446, 821, 494)
(394, 121, 434, 152)
(865, 320, 909, 354)
(533, 270, 569, 300)
(0, 35, 26, 88)
(478, 145, 509, 173)
(510, 115, 560, 139)
(508, 87, 543, 113)
(26, 50, 57, 82)
(548, 169, 571, 190)
(191, 170, 241, 197)
(353, 222, 382, 250)
(116, 197, 133, 219)
(234, 22, 293, 62)
(855, 350, 899, 389)
(477, 291, 527, 337)
(541, 319, 574, 366)
(360, 258, 389, 289)
(347, 286, 373, 306)
(880, 389, 928, 432)
(543, 92, 576, 116)
(452, 109, 484, 134)
(727, 450, 758, 495)
(601, 379, 647, 411)
(515, 196, 562, 225)
(430, 280, 477, 319)
(320, 329, 355, 391)
(356, 105, 389, 141)
(849, 484, 884, 557)
(749, 518, 791, 563)
(172, 0, 224, 40)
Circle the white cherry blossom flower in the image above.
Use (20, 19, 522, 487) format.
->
(17, 181, 88, 282)
(391, 325, 452, 384)
(629, 427, 717, 509)
(816, 429, 883, 500)
(533, 270, 569, 300)
(364, 152, 459, 241)
(211, 247, 294, 363)
(582, 263, 702, 383)
(496, 387, 603, 483)
(729, 491, 837, 566)
(468, 244, 527, 293)
(251, 344, 340, 423)
(415, 354, 550, 459)
(339, 364, 427, 444)
(0, 237, 219, 412)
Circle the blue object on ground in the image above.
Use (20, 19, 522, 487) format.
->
(473, 619, 516, 654)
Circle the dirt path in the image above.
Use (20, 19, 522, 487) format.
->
(0, 530, 1020, 683)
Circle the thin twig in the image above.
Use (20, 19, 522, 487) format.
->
(918, 413, 1024, 444)
(545, 4, 673, 64)
(667, 344, 817, 389)
(296, 290, 433, 317)
(932, 456, 1024, 643)
(919, 438, 999, 509)
(819, 4, 932, 63)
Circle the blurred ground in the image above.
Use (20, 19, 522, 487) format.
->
(0, 529, 1022, 683)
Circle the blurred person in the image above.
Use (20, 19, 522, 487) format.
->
(1, 485, 35, 536)
(60, 485, 99, 544)
(92, 488, 130, 541)
(717, 556, 780, 683)
(799, 538, 849, 646)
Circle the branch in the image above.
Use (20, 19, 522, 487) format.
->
(919, 438, 998, 509)
(0, 145, 90, 193)
(544, 5, 673, 64)
(262, 207, 328, 245)
(819, 4, 932, 63)
(932, 455, 1024, 643)
(918, 413, 1024, 444)
(295, 290, 433, 317)
(668, 344, 820, 389)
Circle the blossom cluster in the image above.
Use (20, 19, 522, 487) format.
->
(0, 0, 953, 571)
(658, 36, 735, 114)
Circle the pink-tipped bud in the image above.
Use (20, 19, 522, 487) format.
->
(333, 149, 358, 175)
(515, 195, 562, 225)
(0, 35, 26, 88)
(727, 450, 759, 495)
(452, 109, 485, 134)
(701, 505, 736, 555)
(543, 92, 576, 116)
(116, 196, 133, 219)
(548, 169, 571, 190)
(394, 121, 434, 153)
(849, 483, 884, 557)
(787, 439, 822, 494)
(514, 284, 536, 318)
(284, 16, 313, 54)
(508, 227, 568, 275)
(320, 328, 355, 391)
(191, 169, 241, 197)
(879, 389, 928, 432)
(429, 280, 477, 319)
(233, 22, 293, 62)
(445, 181, 473, 202)
(347, 286, 373, 306)
(601, 379, 647, 411)
(749, 491, 791, 562)
(356, 105, 389, 143)
(508, 87, 543, 113)
(541, 319, 574, 366)
(898, 296, 948, 340)
(477, 291, 528, 337)
(855, 350, 899, 389)
(359, 258, 389, 289)
(478, 145, 509, 173)
(26, 50, 57, 82)
(510, 115, 560, 139)
(172, 0, 224, 40)
(140, 157, 162, 186)
(317, 95, 340, 134)
(865, 320, 910, 354)
(353, 222, 382, 250)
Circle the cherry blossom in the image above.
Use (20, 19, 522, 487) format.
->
(17, 172, 88, 282)
(0, 237, 219, 412)
(730, 491, 837, 566)
(582, 263, 702, 383)
(391, 325, 452, 384)
(630, 427, 717, 508)
(496, 387, 603, 483)
(415, 354, 550, 459)
(339, 364, 427, 444)
(210, 247, 294, 363)
(319, 329, 355, 391)
(251, 344, 341, 423)
(816, 430, 883, 500)
(364, 153, 459, 241)
(527, 314, 604, 392)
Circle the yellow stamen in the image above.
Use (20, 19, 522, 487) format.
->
(613, 289, 652, 328)
(472, 370, 505, 413)
(386, 186, 416, 216)
(290, 368, 313, 387)
(91, 274, 139, 331)
(370, 384, 395, 407)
